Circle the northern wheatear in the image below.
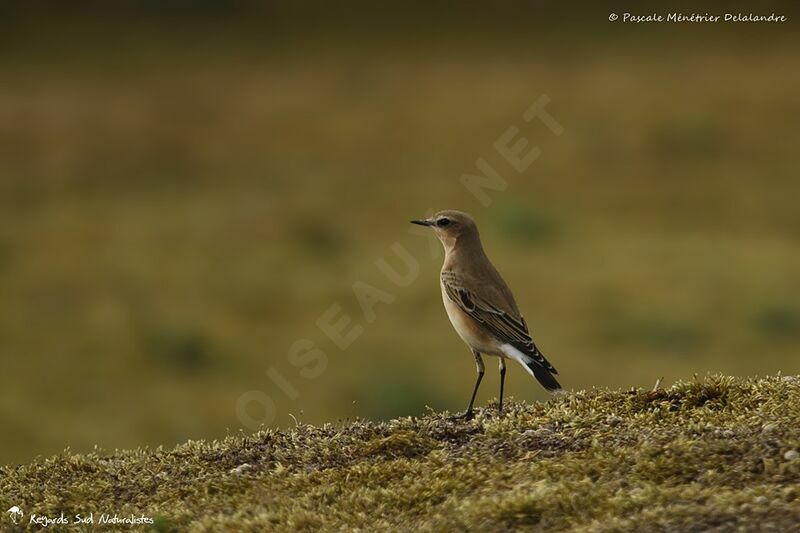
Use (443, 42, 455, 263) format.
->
(411, 210, 561, 419)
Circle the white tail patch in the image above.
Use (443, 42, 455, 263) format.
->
(500, 344, 536, 378)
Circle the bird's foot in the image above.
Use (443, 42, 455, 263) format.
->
(448, 410, 475, 421)
(479, 401, 504, 418)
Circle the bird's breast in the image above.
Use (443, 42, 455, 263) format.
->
(440, 283, 501, 355)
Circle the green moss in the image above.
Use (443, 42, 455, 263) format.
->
(2, 375, 799, 531)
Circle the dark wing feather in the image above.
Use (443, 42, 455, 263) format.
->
(441, 273, 558, 375)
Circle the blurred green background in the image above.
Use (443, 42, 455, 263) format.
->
(1, 2, 799, 464)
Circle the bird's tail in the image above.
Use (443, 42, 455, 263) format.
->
(501, 344, 562, 392)
(526, 359, 562, 392)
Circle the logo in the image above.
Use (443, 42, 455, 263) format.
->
(7, 506, 23, 524)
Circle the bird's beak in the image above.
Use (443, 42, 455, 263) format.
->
(410, 219, 434, 227)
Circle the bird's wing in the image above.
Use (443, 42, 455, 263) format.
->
(441, 271, 558, 375)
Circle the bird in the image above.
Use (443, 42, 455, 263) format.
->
(411, 210, 561, 419)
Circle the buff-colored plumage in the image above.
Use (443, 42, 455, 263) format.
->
(411, 210, 560, 418)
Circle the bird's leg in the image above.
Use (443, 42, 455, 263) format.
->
(450, 351, 484, 420)
(466, 351, 485, 417)
(498, 357, 506, 413)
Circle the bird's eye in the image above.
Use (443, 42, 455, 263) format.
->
(437, 218, 451, 227)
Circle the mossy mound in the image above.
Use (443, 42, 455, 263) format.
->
(2, 375, 799, 531)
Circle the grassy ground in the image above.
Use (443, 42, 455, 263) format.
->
(2, 375, 798, 531)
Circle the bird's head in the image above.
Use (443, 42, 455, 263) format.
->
(410, 210, 479, 250)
